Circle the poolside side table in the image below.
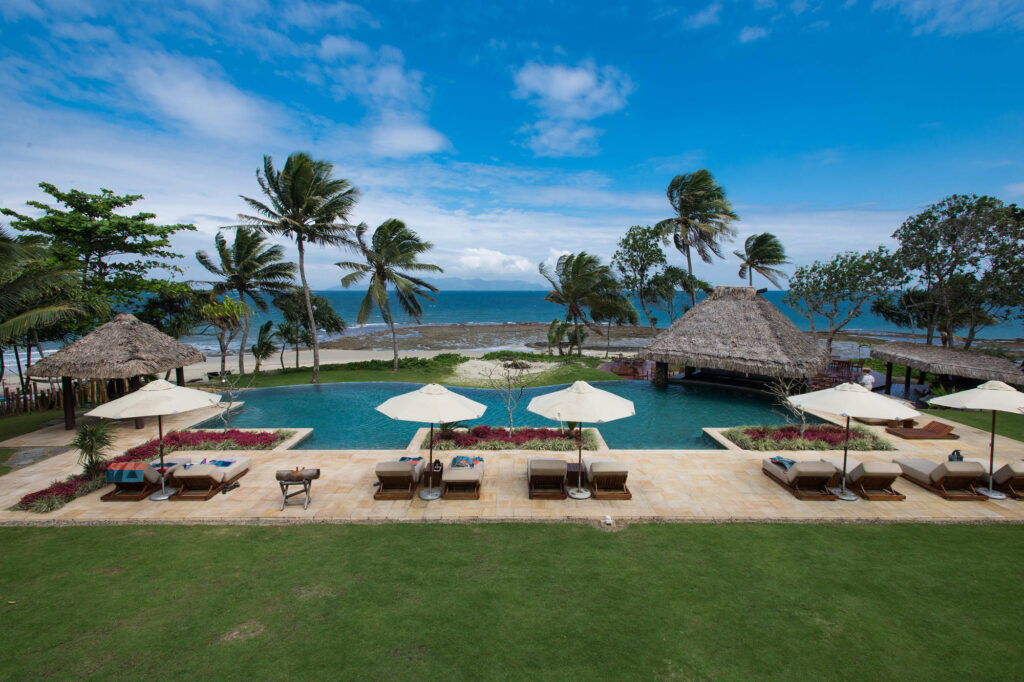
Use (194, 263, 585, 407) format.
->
(276, 468, 320, 510)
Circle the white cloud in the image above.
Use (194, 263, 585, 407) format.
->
(739, 26, 770, 42)
(520, 120, 601, 158)
(281, 1, 376, 30)
(512, 61, 632, 120)
(874, 0, 1024, 34)
(0, 0, 43, 21)
(1004, 181, 1024, 197)
(457, 248, 532, 274)
(685, 2, 722, 29)
(318, 34, 370, 61)
(49, 21, 118, 43)
(790, 0, 809, 15)
(369, 115, 450, 157)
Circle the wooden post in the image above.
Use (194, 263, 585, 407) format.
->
(917, 369, 927, 385)
(684, 366, 695, 378)
(903, 365, 912, 397)
(176, 367, 186, 387)
(654, 361, 668, 387)
(129, 376, 144, 429)
(884, 362, 893, 395)
(62, 376, 75, 430)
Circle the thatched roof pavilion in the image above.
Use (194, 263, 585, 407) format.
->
(871, 341, 1023, 391)
(640, 286, 827, 379)
(27, 313, 205, 428)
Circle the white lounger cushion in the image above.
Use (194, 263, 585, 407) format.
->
(582, 456, 628, 480)
(174, 457, 251, 484)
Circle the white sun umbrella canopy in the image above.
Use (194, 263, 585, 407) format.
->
(375, 384, 487, 500)
(87, 379, 222, 500)
(527, 381, 635, 499)
(929, 381, 1024, 499)
(787, 382, 920, 501)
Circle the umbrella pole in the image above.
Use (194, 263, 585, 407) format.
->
(568, 422, 592, 500)
(149, 414, 179, 501)
(977, 410, 1007, 499)
(418, 422, 442, 501)
(831, 415, 858, 501)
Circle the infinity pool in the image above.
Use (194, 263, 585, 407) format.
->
(195, 381, 806, 450)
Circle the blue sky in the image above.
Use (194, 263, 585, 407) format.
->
(1, 0, 1022, 289)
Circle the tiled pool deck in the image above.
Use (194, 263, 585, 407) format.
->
(1, 404, 1023, 525)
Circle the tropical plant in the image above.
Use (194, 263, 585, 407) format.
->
(71, 420, 113, 479)
(647, 266, 711, 324)
(538, 252, 621, 357)
(196, 229, 295, 374)
(655, 169, 738, 305)
(611, 225, 666, 328)
(337, 219, 443, 371)
(235, 152, 359, 383)
(275, 321, 309, 369)
(199, 297, 249, 377)
(273, 290, 346, 340)
(546, 318, 571, 356)
(250, 320, 278, 373)
(734, 232, 789, 288)
(134, 283, 208, 340)
(590, 288, 639, 357)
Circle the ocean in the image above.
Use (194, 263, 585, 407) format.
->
(4, 290, 1022, 373)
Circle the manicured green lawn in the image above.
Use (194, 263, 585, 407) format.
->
(1, 524, 1021, 679)
(0, 447, 13, 476)
(922, 408, 1024, 443)
(0, 408, 62, 443)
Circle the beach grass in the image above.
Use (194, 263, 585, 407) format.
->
(0, 408, 62, 444)
(922, 408, 1024, 443)
(1, 523, 1021, 679)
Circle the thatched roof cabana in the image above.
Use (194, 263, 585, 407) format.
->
(871, 341, 1023, 386)
(640, 286, 827, 378)
(26, 313, 205, 429)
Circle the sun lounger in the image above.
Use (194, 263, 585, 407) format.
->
(442, 458, 485, 500)
(527, 458, 567, 499)
(101, 456, 191, 501)
(761, 458, 838, 500)
(582, 456, 631, 499)
(170, 457, 251, 501)
(374, 458, 424, 500)
(894, 458, 985, 500)
(822, 456, 904, 500)
(855, 417, 917, 428)
(965, 458, 1024, 499)
(885, 421, 958, 440)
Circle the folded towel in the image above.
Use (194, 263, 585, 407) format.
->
(451, 455, 483, 469)
(210, 459, 235, 467)
(398, 456, 423, 462)
(948, 450, 963, 462)
(770, 456, 796, 471)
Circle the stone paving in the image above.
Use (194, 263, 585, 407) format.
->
(1, 406, 1022, 525)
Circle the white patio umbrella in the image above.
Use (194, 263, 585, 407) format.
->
(87, 379, 221, 501)
(375, 384, 486, 501)
(527, 381, 635, 500)
(788, 382, 920, 501)
(929, 381, 1024, 500)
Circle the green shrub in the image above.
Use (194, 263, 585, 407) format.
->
(722, 424, 893, 451)
(72, 421, 113, 478)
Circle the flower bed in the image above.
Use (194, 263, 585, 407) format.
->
(11, 429, 292, 513)
(426, 425, 599, 451)
(722, 424, 893, 451)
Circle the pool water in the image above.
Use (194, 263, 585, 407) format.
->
(195, 381, 807, 450)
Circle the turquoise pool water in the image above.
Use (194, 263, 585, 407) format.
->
(195, 381, 809, 450)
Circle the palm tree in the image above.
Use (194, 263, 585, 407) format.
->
(655, 169, 738, 305)
(236, 152, 359, 383)
(538, 252, 621, 357)
(337, 219, 443, 371)
(734, 232, 789, 288)
(250, 320, 278, 373)
(199, 297, 249, 377)
(196, 229, 296, 374)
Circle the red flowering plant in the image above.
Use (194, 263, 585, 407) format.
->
(428, 424, 598, 451)
(11, 429, 291, 513)
(723, 424, 892, 451)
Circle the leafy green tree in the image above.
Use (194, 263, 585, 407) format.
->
(647, 266, 711, 325)
(196, 229, 296, 374)
(655, 169, 738, 306)
(134, 284, 210, 340)
(611, 225, 666, 328)
(275, 321, 309, 369)
(784, 248, 897, 354)
(591, 290, 640, 357)
(200, 297, 249, 377)
(539, 252, 621, 357)
(1, 183, 195, 307)
(734, 233, 789, 288)
(273, 291, 346, 338)
(236, 152, 359, 383)
(337, 219, 443, 371)
(250, 320, 278, 373)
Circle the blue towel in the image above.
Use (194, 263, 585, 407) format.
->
(770, 456, 796, 471)
(451, 455, 483, 469)
(399, 456, 423, 462)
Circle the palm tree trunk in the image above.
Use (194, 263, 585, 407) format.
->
(748, 268, 753, 287)
(382, 292, 399, 371)
(219, 333, 228, 375)
(14, 344, 25, 391)
(685, 246, 696, 307)
(237, 289, 249, 375)
(296, 237, 320, 383)
(295, 342, 300, 368)
(638, 291, 655, 329)
(606, 319, 611, 357)
(279, 344, 285, 370)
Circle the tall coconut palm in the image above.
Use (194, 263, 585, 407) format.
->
(235, 152, 359, 383)
(538, 252, 621, 357)
(734, 232, 789, 288)
(655, 169, 738, 306)
(336, 219, 443, 371)
(196, 229, 296, 374)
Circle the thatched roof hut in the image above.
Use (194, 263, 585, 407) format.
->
(640, 286, 827, 378)
(871, 341, 1023, 386)
(27, 313, 204, 379)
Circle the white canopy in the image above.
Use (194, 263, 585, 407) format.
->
(527, 381, 635, 423)
(86, 379, 221, 419)
(787, 382, 920, 420)
(928, 381, 1024, 414)
(375, 383, 486, 424)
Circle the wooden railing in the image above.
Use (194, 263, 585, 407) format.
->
(1, 379, 111, 417)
